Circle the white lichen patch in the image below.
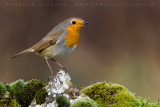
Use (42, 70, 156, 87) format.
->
(47, 70, 72, 96)
(30, 70, 86, 107)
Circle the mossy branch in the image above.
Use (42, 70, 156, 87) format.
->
(0, 70, 159, 107)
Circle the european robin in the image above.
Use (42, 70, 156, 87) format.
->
(12, 17, 88, 75)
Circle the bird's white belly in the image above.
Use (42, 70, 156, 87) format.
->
(44, 43, 77, 58)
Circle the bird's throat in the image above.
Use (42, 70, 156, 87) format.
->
(65, 26, 81, 47)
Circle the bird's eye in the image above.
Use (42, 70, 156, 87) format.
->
(72, 21, 76, 24)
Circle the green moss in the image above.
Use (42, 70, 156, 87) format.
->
(13, 79, 46, 107)
(4, 84, 12, 94)
(56, 95, 70, 107)
(0, 99, 8, 107)
(70, 97, 98, 107)
(132, 97, 159, 107)
(81, 82, 136, 107)
(0, 99, 21, 107)
(35, 88, 47, 105)
(9, 99, 21, 107)
(1, 79, 159, 107)
(10, 80, 25, 91)
(10, 80, 26, 98)
(81, 82, 159, 107)
(0, 82, 6, 99)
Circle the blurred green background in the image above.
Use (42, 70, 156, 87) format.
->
(0, 0, 160, 102)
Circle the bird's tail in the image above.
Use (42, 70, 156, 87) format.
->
(11, 48, 35, 59)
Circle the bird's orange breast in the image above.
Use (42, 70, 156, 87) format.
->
(65, 25, 81, 47)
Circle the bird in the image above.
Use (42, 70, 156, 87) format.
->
(11, 17, 88, 76)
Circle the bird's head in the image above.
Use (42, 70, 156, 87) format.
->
(60, 17, 88, 32)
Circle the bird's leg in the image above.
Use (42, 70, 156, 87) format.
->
(45, 57, 55, 76)
(50, 59, 67, 72)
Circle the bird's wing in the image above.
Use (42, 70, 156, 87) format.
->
(31, 28, 64, 53)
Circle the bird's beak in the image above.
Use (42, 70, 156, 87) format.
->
(82, 22, 89, 25)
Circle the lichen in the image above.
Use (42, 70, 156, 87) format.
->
(56, 95, 70, 107)
(70, 97, 98, 107)
(35, 88, 47, 105)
